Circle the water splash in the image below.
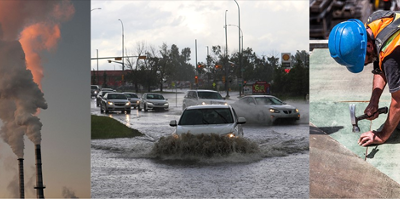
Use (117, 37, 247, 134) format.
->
(150, 133, 261, 161)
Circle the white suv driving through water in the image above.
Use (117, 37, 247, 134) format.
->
(182, 90, 227, 110)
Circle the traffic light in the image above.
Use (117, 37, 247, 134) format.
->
(195, 75, 198, 84)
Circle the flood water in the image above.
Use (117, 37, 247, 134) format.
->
(91, 92, 309, 198)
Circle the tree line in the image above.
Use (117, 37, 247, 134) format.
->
(94, 41, 309, 98)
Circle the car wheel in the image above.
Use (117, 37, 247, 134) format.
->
(144, 105, 148, 112)
(100, 104, 104, 114)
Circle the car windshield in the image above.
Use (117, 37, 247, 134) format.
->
(255, 97, 283, 105)
(147, 94, 164, 99)
(108, 94, 127, 99)
(179, 108, 233, 125)
(125, 93, 138, 98)
(197, 91, 223, 99)
(91, 86, 98, 89)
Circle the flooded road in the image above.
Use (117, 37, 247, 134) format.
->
(91, 90, 309, 198)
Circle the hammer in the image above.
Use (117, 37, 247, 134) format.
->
(349, 104, 388, 133)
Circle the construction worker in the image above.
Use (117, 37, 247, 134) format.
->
(328, 10, 400, 146)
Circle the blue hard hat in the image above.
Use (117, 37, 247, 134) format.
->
(328, 19, 367, 73)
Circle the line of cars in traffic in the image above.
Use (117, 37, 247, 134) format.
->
(92, 85, 301, 138)
(92, 85, 169, 114)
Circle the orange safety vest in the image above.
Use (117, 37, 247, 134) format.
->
(367, 11, 400, 69)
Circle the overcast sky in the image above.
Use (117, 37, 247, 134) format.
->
(91, 0, 309, 72)
(0, 1, 90, 198)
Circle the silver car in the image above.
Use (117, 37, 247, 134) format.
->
(138, 93, 169, 112)
(100, 93, 131, 114)
(232, 95, 300, 124)
(170, 105, 246, 137)
(182, 90, 227, 110)
(123, 92, 139, 109)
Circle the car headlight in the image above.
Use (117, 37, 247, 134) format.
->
(224, 102, 228, 105)
(147, 102, 153, 105)
(165, 103, 169, 106)
(225, 133, 236, 138)
(202, 102, 206, 105)
(107, 101, 113, 105)
(269, 108, 280, 113)
(126, 102, 131, 106)
(94, 91, 98, 94)
(295, 109, 299, 113)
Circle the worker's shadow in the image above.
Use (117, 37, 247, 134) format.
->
(365, 125, 400, 159)
(310, 126, 344, 135)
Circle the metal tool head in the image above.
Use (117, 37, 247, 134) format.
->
(349, 104, 359, 132)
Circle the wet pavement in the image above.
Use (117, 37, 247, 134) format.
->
(91, 90, 309, 198)
(309, 48, 400, 198)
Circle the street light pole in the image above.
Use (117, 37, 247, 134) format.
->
(233, 0, 242, 96)
(118, 19, 125, 91)
(224, 10, 230, 98)
(91, 8, 101, 85)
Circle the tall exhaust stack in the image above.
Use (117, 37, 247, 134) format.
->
(34, 144, 45, 199)
(18, 158, 24, 199)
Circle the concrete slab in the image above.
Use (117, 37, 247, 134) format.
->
(310, 125, 400, 198)
(310, 48, 400, 197)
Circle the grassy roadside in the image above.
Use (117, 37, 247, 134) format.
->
(91, 115, 143, 139)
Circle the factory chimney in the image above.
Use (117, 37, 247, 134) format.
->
(18, 158, 24, 199)
(34, 144, 45, 199)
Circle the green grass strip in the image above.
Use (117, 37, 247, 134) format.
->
(91, 115, 143, 139)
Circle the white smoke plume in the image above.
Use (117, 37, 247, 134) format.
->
(0, 0, 74, 157)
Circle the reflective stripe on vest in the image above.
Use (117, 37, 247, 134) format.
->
(367, 12, 400, 69)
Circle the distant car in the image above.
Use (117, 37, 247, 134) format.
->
(123, 92, 139, 109)
(100, 92, 131, 114)
(169, 105, 246, 137)
(232, 95, 300, 124)
(96, 90, 112, 107)
(91, 85, 100, 98)
(182, 90, 227, 110)
(138, 93, 169, 112)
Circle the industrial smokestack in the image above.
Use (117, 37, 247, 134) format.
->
(34, 144, 45, 199)
(18, 158, 24, 199)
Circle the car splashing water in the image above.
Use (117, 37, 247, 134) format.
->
(150, 133, 261, 162)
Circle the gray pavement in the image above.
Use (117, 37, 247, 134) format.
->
(310, 48, 400, 198)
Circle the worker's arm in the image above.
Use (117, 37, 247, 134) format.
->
(365, 73, 387, 120)
(359, 90, 400, 146)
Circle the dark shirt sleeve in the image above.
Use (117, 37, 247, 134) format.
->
(382, 46, 400, 93)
